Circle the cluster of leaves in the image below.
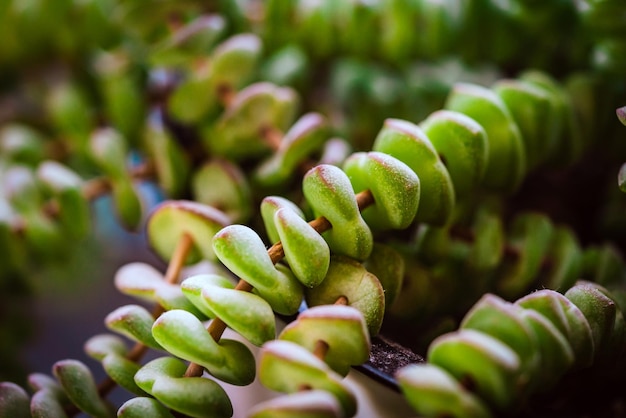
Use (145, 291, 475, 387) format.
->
(1, 0, 626, 417)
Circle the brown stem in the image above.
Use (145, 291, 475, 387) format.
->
(335, 295, 348, 306)
(313, 339, 330, 360)
(311, 296, 348, 360)
(260, 125, 283, 150)
(217, 84, 236, 108)
(82, 161, 154, 201)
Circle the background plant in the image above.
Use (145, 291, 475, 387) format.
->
(1, 0, 626, 417)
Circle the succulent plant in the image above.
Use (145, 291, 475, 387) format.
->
(1, 1, 626, 417)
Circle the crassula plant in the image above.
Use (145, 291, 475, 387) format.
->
(1, 1, 626, 417)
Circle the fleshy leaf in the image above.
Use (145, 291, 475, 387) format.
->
(255, 112, 329, 187)
(279, 305, 370, 376)
(260, 196, 305, 244)
(181, 274, 235, 318)
(102, 353, 147, 396)
(493, 79, 558, 170)
(52, 359, 114, 418)
(363, 243, 405, 308)
(428, 329, 522, 410)
(134, 357, 233, 418)
(30, 389, 69, 418)
(147, 200, 231, 264)
(36, 161, 90, 239)
(152, 309, 256, 385)
(248, 390, 342, 418)
(0, 382, 30, 418)
(105, 305, 162, 350)
(396, 363, 493, 418)
(302, 164, 373, 260)
(306, 255, 385, 336)
(372, 118, 454, 225)
(496, 212, 553, 299)
(343, 151, 420, 230)
(460, 294, 539, 395)
(516, 289, 594, 369)
(518, 309, 574, 390)
(274, 206, 330, 287)
(213, 224, 303, 315)
(84, 334, 128, 361)
(444, 82, 526, 193)
(200, 285, 276, 346)
(206, 82, 298, 160)
(258, 340, 357, 417)
(117, 397, 175, 418)
(565, 282, 617, 362)
(192, 158, 252, 223)
(420, 110, 488, 197)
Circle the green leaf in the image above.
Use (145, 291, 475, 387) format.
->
(84, 334, 128, 361)
(110, 179, 144, 231)
(200, 284, 276, 346)
(147, 200, 231, 265)
(206, 83, 299, 160)
(516, 289, 594, 370)
(0, 382, 31, 418)
(518, 309, 574, 390)
(420, 110, 488, 197)
(192, 158, 252, 223)
(396, 363, 493, 418)
(255, 112, 329, 187)
(279, 305, 370, 376)
(493, 79, 559, 170)
(460, 294, 539, 395)
(249, 390, 342, 418)
(520, 71, 583, 167)
(466, 206, 505, 274)
(258, 340, 357, 417)
(152, 309, 256, 385)
(274, 206, 330, 288)
(134, 357, 233, 418)
(88, 128, 128, 179)
(565, 282, 617, 362)
(539, 226, 582, 291)
(363, 243, 405, 308)
(30, 389, 69, 418)
(496, 212, 554, 299)
(617, 106, 626, 126)
(343, 151, 420, 230)
(260, 196, 305, 244)
(444, 83, 526, 194)
(618, 162, 626, 193)
(102, 353, 147, 396)
(117, 397, 175, 418)
(213, 224, 304, 315)
(114, 262, 165, 302)
(148, 14, 226, 67)
(36, 161, 90, 240)
(105, 305, 162, 349)
(306, 255, 385, 336)
(373, 118, 454, 225)
(143, 114, 190, 198)
(302, 165, 373, 260)
(181, 274, 235, 318)
(52, 359, 114, 418)
(428, 329, 522, 410)
(0, 124, 47, 165)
